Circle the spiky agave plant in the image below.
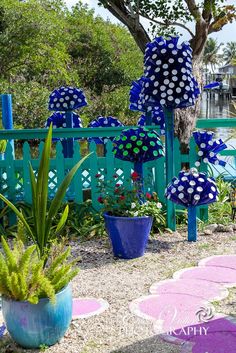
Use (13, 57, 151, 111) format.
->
(0, 125, 91, 262)
(0, 237, 79, 304)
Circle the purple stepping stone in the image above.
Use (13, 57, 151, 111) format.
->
(199, 255, 236, 270)
(150, 278, 228, 301)
(174, 266, 236, 286)
(130, 294, 207, 332)
(72, 298, 109, 319)
(161, 316, 236, 353)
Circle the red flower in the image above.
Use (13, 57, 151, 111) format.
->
(97, 196, 103, 203)
(131, 171, 139, 180)
(146, 192, 152, 199)
(95, 173, 101, 178)
(113, 174, 118, 179)
(119, 195, 125, 200)
(114, 188, 119, 194)
(115, 183, 121, 187)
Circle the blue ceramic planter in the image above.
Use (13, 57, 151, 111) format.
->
(2, 284, 72, 348)
(104, 213, 153, 259)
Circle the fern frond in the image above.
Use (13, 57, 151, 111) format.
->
(18, 244, 37, 277)
(1, 237, 17, 272)
(38, 275, 56, 304)
(46, 247, 70, 279)
(53, 268, 79, 293)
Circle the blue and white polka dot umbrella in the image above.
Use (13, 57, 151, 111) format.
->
(193, 131, 227, 167)
(143, 36, 200, 109)
(165, 169, 219, 241)
(88, 116, 124, 144)
(48, 86, 87, 111)
(45, 112, 83, 141)
(138, 106, 165, 135)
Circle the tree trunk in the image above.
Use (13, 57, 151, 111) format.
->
(174, 57, 203, 154)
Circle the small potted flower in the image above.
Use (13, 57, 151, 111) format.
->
(97, 172, 164, 259)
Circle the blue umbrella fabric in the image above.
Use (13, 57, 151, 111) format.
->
(88, 116, 124, 144)
(142, 36, 200, 109)
(113, 127, 164, 163)
(48, 86, 87, 111)
(193, 131, 227, 167)
(165, 169, 219, 207)
(203, 82, 221, 89)
(45, 112, 83, 140)
(138, 106, 165, 135)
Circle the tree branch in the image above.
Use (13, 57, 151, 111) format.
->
(184, 0, 202, 21)
(139, 12, 195, 38)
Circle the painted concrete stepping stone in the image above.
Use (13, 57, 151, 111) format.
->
(150, 278, 228, 301)
(72, 298, 109, 319)
(160, 317, 236, 353)
(173, 266, 236, 286)
(199, 255, 236, 270)
(130, 293, 207, 332)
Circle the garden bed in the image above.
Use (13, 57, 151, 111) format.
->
(1, 229, 236, 353)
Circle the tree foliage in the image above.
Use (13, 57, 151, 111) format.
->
(0, 0, 143, 128)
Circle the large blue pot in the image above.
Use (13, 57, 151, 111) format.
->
(104, 213, 153, 259)
(2, 284, 72, 348)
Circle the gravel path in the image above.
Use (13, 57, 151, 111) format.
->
(1, 229, 236, 353)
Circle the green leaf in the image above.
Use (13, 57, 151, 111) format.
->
(55, 205, 69, 234)
(44, 153, 92, 244)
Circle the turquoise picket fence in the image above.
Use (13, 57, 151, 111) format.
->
(0, 119, 235, 220)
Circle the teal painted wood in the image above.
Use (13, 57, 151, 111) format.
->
(72, 142, 83, 204)
(199, 162, 209, 222)
(105, 141, 115, 182)
(22, 142, 32, 204)
(153, 156, 165, 204)
(5, 142, 16, 225)
(164, 108, 176, 231)
(197, 118, 236, 128)
(188, 206, 197, 242)
(89, 142, 99, 210)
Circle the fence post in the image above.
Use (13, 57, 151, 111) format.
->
(72, 141, 83, 204)
(5, 142, 16, 225)
(23, 142, 32, 204)
(1, 94, 15, 158)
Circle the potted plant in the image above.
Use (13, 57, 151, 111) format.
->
(0, 124, 90, 347)
(0, 237, 79, 348)
(97, 171, 164, 259)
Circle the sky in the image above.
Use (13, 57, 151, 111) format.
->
(65, 0, 236, 45)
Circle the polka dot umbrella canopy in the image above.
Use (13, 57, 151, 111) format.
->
(88, 116, 124, 144)
(165, 169, 219, 241)
(142, 36, 200, 109)
(48, 86, 87, 111)
(113, 127, 164, 163)
(45, 112, 83, 140)
(193, 131, 227, 167)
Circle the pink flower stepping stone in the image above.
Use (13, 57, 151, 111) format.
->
(150, 278, 228, 301)
(130, 293, 207, 333)
(174, 266, 236, 286)
(72, 298, 109, 319)
(161, 317, 236, 353)
(199, 255, 236, 270)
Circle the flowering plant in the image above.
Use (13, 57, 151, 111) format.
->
(96, 172, 165, 232)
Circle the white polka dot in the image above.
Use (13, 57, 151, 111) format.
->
(153, 89, 158, 95)
(154, 81, 159, 87)
(167, 89, 173, 95)
(160, 99, 166, 105)
(178, 185, 184, 191)
(73, 95, 78, 99)
(168, 43, 174, 48)
(180, 82, 185, 87)
(152, 54, 157, 59)
(203, 158, 208, 163)
(173, 76, 178, 82)
(59, 98, 64, 102)
(187, 188, 194, 193)
(171, 188, 176, 193)
(151, 75, 155, 81)
(161, 93, 167, 98)
(168, 96, 174, 101)
(178, 58, 183, 63)
(175, 99, 180, 104)
(163, 71, 169, 76)
(182, 75, 187, 81)
(164, 79, 170, 85)
(195, 161, 200, 167)
(178, 193, 184, 199)
(208, 193, 214, 199)
(172, 70, 178, 75)
(69, 90, 73, 93)
(169, 82, 175, 88)
(161, 49, 167, 54)
(65, 96, 70, 100)
(209, 152, 215, 157)
(160, 86, 166, 91)
(56, 103, 60, 107)
(194, 194, 200, 200)
(184, 94, 188, 99)
(181, 177, 187, 181)
(172, 50, 177, 55)
(168, 58, 174, 63)
(50, 104, 54, 108)
(198, 151, 203, 156)
(176, 88, 181, 93)
(196, 186, 203, 192)
(62, 123, 66, 127)
(156, 60, 162, 65)
(214, 160, 219, 165)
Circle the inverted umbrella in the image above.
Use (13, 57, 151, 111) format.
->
(193, 131, 227, 167)
(113, 127, 164, 197)
(138, 106, 165, 135)
(48, 86, 87, 157)
(88, 116, 124, 144)
(165, 169, 219, 241)
(140, 36, 200, 230)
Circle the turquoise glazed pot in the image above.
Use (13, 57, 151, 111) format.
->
(2, 284, 72, 348)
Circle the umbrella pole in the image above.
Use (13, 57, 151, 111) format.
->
(65, 110, 74, 158)
(164, 107, 176, 231)
(134, 161, 144, 203)
(188, 206, 197, 242)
